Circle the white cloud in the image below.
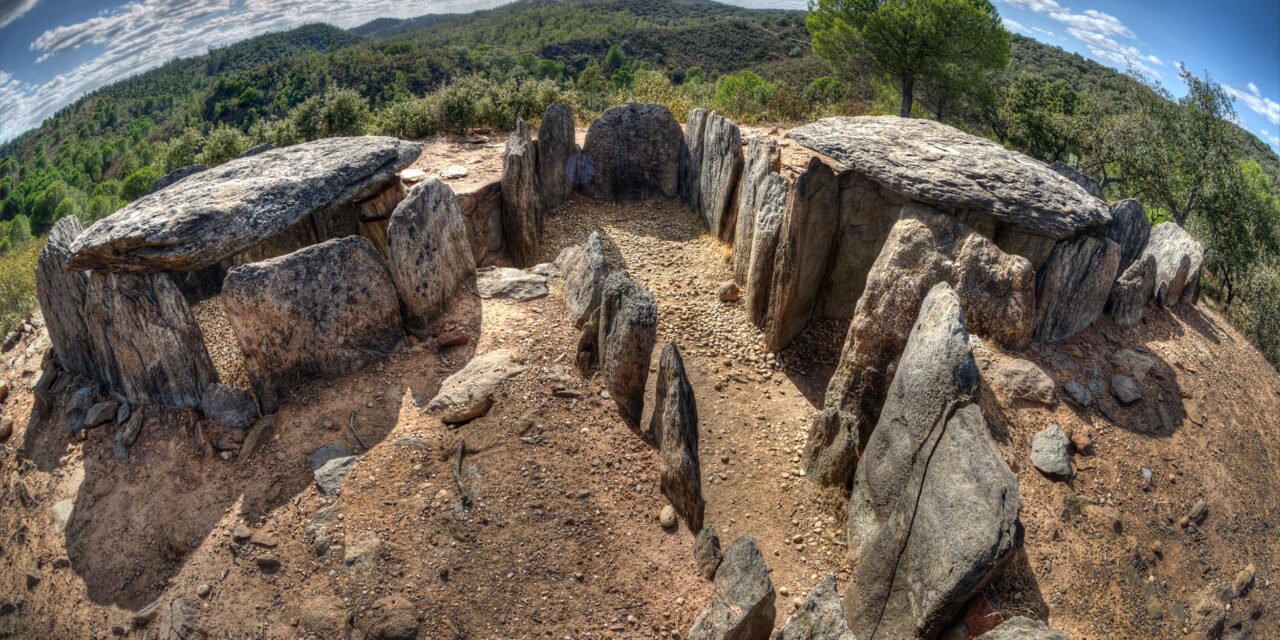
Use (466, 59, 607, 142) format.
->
(1260, 129, 1280, 147)
(0, 0, 38, 29)
(1002, 17, 1030, 34)
(1065, 26, 1164, 77)
(1004, 0, 1062, 12)
(1001, 1, 1165, 78)
(1049, 8, 1133, 38)
(1224, 83, 1280, 126)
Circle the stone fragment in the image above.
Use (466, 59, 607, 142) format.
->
(387, 178, 477, 337)
(1064, 380, 1092, 406)
(660, 505, 678, 529)
(598, 272, 658, 428)
(536, 102, 577, 210)
(582, 103, 683, 203)
(401, 168, 426, 183)
(693, 524, 723, 580)
(301, 596, 350, 638)
(556, 232, 609, 327)
(200, 383, 257, 429)
(773, 574, 854, 640)
(718, 282, 741, 303)
(1142, 221, 1204, 306)
(800, 408, 858, 488)
(313, 452, 357, 496)
(1106, 254, 1156, 325)
(427, 350, 524, 421)
(1111, 348, 1156, 383)
(367, 595, 419, 640)
(650, 342, 704, 533)
(689, 536, 776, 640)
(1031, 425, 1073, 478)
(1111, 375, 1142, 404)
(698, 112, 744, 241)
(986, 358, 1056, 405)
(344, 531, 383, 572)
(1033, 235, 1120, 342)
(501, 118, 544, 267)
(69, 137, 419, 272)
(789, 117, 1111, 239)
(732, 136, 781, 284)
(1096, 199, 1152, 271)
(476, 267, 549, 301)
(977, 616, 1068, 640)
(222, 236, 404, 413)
(84, 401, 119, 428)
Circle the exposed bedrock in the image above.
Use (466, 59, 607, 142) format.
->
(697, 112, 745, 241)
(764, 157, 839, 351)
(387, 178, 477, 338)
(1033, 235, 1121, 343)
(68, 136, 420, 273)
(502, 118, 544, 268)
(1106, 254, 1156, 325)
(222, 236, 404, 413)
(843, 283, 1022, 639)
(744, 174, 789, 328)
(556, 231, 609, 328)
(732, 136, 782, 285)
(808, 205, 1035, 487)
(650, 341, 704, 534)
(37, 216, 217, 408)
(536, 102, 577, 211)
(582, 103, 684, 203)
(1143, 221, 1204, 306)
(597, 271, 658, 429)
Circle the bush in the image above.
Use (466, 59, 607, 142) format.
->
(374, 97, 440, 139)
(713, 71, 777, 120)
(805, 76, 848, 105)
(199, 124, 250, 167)
(0, 240, 43, 336)
(161, 128, 204, 172)
(122, 166, 162, 201)
(1229, 263, 1280, 366)
(322, 88, 371, 137)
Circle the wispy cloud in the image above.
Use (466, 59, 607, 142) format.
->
(1224, 82, 1280, 126)
(1260, 129, 1280, 147)
(1000, 0, 1162, 78)
(0, 0, 39, 29)
(1002, 16, 1030, 34)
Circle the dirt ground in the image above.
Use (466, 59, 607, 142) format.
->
(1, 134, 1277, 639)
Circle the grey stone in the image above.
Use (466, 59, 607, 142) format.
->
(1106, 254, 1156, 325)
(84, 401, 119, 428)
(115, 401, 131, 425)
(240, 143, 273, 158)
(1031, 425, 1073, 478)
(772, 574, 854, 640)
(387, 178, 477, 337)
(844, 283, 1021, 640)
(155, 597, 200, 640)
(457, 180, 504, 266)
(1111, 375, 1142, 404)
(800, 408, 858, 488)
(1111, 349, 1155, 383)
(598, 271, 658, 429)
(679, 108, 709, 213)
(1049, 161, 1103, 199)
(689, 536, 776, 640)
(200, 383, 257, 429)
(1142, 221, 1204, 306)
(698, 112, 744, 241)
(986, 358, 1056, 406)
(733, 136, 782, 284)
(693, 524, 723, 580)
(536, 102, 577, 210)
(501, 119, 544, 267)
(977, 616, 1068, 640)
(765, 157, 839, 351)
(314, 455, 358, 496)
(476, 267, 549, 301)
(69, 137, 419, 272)
(582, 103, 683, 203)
(1033, 235, 1121, 343)
(1064, 380, 1092, 405)
(556, 232, 609, 327)
(149, 165, 206, 194)
(789, 117, 1111, 240)
(1097, 199, 1152, 272)
(650, 342, 704, 533)
(427, 349, 524, 417)
(344, 531, 383, 572)
(52, 499, 73, 533)
(744, 173, 788, 328)
(221, 236, 404, 413)
(310, 443, 351, 470)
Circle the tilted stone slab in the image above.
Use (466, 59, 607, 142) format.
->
(502, 119, 544, 267)
(598, 271, 658, 429)
(697, 112, 744, 242)
(556, 231, 609, 328)
(68, 136, 420, 273)
(581, 103, 683, 203)
(536, 102, 577, 211)
(222, 236, 404, 413)
(37, 217, 96, 379)
(1106, 254, 1156, 325)
(1143, 221, 1204, 306)
(764, 157, 839, 351)
(387, 179, 477, 338)
(789, 117, 1111, 240)
(732, 136, 781, 285)
(650, 341, 704, 534)
(1033, 235, 1120, 343)
(679, 108, 709, 212)
(1096, 198, 1151, 272)
(744, 173, 789, 328)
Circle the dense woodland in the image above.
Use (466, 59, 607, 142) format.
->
(1, 0, 1278, 364)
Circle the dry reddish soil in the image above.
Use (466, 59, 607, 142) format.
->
(0, 133, 1277, 640)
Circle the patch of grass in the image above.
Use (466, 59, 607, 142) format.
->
(0, 240, 44, 336)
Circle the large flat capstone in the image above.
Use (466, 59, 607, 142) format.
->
(67, 136, 420, 273)
(788, 117, 1111, 239)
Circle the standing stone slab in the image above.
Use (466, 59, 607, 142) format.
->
(1096, 199, 1151, 272)
(1106, 254, 1156, 325)
(1143, 221, 1204, 306)
(733, 136, 781, 284)
(387, 179, 477, 338)
(679, 108, 709, 211)
(555, 232, 609, 327)
(582, 103, 683, 203)
(765, 157, 839, 351)
(745, 173, 788, 328)
(978, 616, 1068, 640)
(1033, 235, 1121, 343)
(502, 119, 544, 268)
(536, 103, 577, 211)
(37, 217, 96, 379)
(1049, 161, 1103, 199)
(598, 271, 658, 429)
(698, 112, 744, 241)
(650, 341, 704, 533)
(222, 236, 404, 413)
(775, 574, 855, 640)
(69, 137, 420, 273)
(689, 536, 776, 640)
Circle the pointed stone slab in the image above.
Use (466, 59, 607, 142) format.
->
(789, 117, 1111, 239)
(387, 178, 477, 338)
(650, 341, 704, 534)
(68, 136, 420, 273)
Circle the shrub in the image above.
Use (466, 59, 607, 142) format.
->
(161, 128, 204, 172)
(806, 76, 848, 105)
(374, 97, 440, 139)
(121, 166, 162, 201)
(321, 88, 371, 137)
(0, 240, 43, 336)
(199, 124, 250, 167)
(713, 71, 777, 120)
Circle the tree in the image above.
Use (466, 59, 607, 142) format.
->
(1001, 72, 1081, 161)
(603, 44, 625, 73)
(713, 71, 777, 118)
(807, 0, 1010, 117)
(199, 124, 250, 167)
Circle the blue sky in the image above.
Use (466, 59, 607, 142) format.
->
(0, 0, 1277, 150)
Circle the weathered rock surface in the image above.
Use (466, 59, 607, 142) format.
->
(986, 358, 1056, 406)
(765, 157, 839, 351)
(502, 119, 544, 267)
(977, 616, 1068, 640)
(69, 137, 419, 272)
(84, 401, 118, 428)
(149, 165, 206, 194)
(844, 283, 1022, 640)
(387, 179, 477, 337)
(745, 173, 788, 328)
(1111, 374, 1141, 404)
(814, 206, 1035, 486)
(427, 349, 525, 416)
(650, 341, 704, 533)
(37, 217, 97, 381)
(1106, 254, 1156, 325)
(314, 453, 358, 496)
(689, 536, 776, 640)
(476, 267, 549, 301)
(536, 102, 577, 211)
(201, 383, 257, 429)
(1031, 424, 1072, 478)
(697, 112, 744, 241)
(733, 136, 782, 284)
(800, 408, 858, 488)
(582, 103, 683, 203)
(222, 236, 404, 413)
(772, 575, 855, 640)
(1143, 221, 1204, 306)
(1033, 235, 1120, 343)
(556, 232, 609, 327)
(1049, 161, 1103, 199)
(457, 180, 504, 266)
(598, 271, 658, 429)
(789, 117, 1111, 239)
(1096, 199, 1151, 272)
(679, 108, 709, 212)
(693, 524, 723, 580)
(1111, 349, 1155, 383)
